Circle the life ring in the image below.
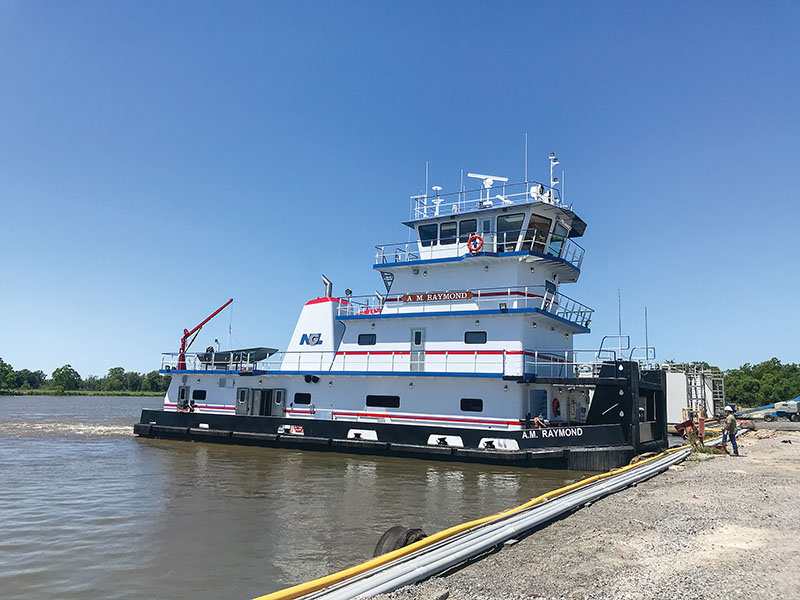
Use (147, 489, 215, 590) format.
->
(552, 397, 561, 417)
(467, 234, 483, 253)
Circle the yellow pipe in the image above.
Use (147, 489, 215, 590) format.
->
(253, 445, 688, 600)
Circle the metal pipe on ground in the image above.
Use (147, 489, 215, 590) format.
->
(704, 429, 747, 447)
(295, 447, 690, 600)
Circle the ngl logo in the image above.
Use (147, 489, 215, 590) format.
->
(300, 333, 323, 346)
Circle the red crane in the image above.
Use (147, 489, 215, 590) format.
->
(177, 299, 234, 370)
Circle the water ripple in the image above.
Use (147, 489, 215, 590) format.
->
(0, 422, 134, 437)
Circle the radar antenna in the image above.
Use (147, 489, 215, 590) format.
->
(467, 173, 509, 207)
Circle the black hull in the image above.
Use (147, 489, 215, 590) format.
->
(134, 409, 665, 471)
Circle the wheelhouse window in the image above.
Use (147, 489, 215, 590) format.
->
(366, 395, 400, 408)
(459, 219, 477, 242)
(294, 392, 311, 405)
(497, 213, 525, 252)
(358, 334, 377, 345)
(547, 222, 570, 257)
(523, 214, 553, 252)
(192, 390, 207, 401)
(464, 331, 487, 344)
(419, 224, 438, 247)
(460, 398, 483, 412)
(440, 222, 457, 245)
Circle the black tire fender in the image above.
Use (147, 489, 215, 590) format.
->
(373, 526, 428, 557)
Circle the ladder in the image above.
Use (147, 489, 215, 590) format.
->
(685, 367, 726, 419)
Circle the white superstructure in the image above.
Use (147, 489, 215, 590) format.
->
(158, 157, 611, 439)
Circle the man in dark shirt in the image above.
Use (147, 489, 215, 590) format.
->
(723, 405, 739, 456)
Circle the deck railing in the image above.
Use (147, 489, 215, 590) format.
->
(160, 347, 617, 377)
(375, 227, 584, 270)
(410, 180, 567, 221)
(336, 285, 593, 329)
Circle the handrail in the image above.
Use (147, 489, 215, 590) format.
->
(409, 179, 569, 221)
(335, 285, 594, 329)
(375, 227, 584, 269)
(160, 347, 613, 377)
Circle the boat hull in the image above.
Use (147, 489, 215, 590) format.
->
(134, 409, 665, 471)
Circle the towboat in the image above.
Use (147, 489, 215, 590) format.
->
(135, 156, 668, 470)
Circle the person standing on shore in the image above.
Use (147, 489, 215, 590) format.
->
(723, 405, 739, 456)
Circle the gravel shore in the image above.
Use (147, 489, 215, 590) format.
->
(375, 431, 800, 600)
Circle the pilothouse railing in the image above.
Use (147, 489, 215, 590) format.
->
(411, 180, 568, 220)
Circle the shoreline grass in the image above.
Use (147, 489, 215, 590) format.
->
(0, 389, 165, 397)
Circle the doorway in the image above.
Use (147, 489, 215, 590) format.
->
(410, 328, 425, 372)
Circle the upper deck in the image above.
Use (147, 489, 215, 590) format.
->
(407, 179, 585, 233)
(334, 284, 593, 330)
(378, 179, 587, 280)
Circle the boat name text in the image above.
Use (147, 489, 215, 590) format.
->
(401, 291, 474, 303)
(521, 427, 584, 439)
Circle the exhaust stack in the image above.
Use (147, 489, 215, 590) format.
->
(322, 274, 333, 298)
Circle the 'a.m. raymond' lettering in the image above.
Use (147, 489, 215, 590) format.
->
(521, 427, 584, 439)
(401, 291, 474, 303)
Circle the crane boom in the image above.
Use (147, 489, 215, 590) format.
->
(177, 299, 234, 370)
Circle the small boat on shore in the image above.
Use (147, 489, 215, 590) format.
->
(135, 155, 668, 470)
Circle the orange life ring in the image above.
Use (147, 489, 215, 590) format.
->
(467, 234, 483, 253)
(552, 397, 561, 417)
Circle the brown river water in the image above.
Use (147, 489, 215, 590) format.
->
(0, 396, 586, 599)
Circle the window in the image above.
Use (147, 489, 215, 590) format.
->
(464, 331, 487, 344)
(358, 333, 377, 345)
(523, 215, 552, 252)
(497, 213, 525, 252)
(237, 388, 249, 404)
(294, 392, 311, 405)
(460, 398, 483, 412)
(440, 222, 457, 245)
(366, 394, 400, 408)
(459, 219, 477, 242)
(419, 224, 438, 247)
(547, 222, 570, 257)
(192, 389, 207, 401)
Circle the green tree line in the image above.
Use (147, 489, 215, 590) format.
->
(725, 358, 800, 408)
(0, 357, 170, 394)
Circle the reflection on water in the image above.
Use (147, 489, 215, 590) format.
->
(0, 396, 585, 599)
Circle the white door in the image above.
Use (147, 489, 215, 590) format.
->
(410, 328, 425, 372)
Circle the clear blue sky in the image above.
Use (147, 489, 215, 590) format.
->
(1, 1, 798, 378)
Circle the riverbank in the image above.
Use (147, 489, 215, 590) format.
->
(0, 390, 165, 397)
(377, 431, 800, 600)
